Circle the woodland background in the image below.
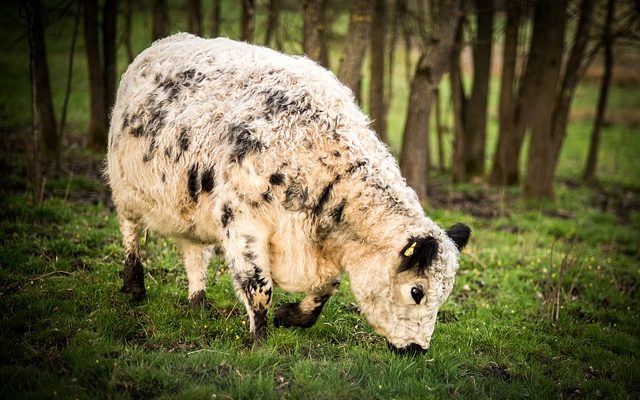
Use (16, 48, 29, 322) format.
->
(1, 0, 639, 398)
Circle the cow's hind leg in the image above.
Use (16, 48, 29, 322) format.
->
(223, 220, 273, 344)
(274, 279, 340, 328)
(119, 216, 146, 301)
(179, 240, 214, 310)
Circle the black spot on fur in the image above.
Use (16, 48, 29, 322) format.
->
(161, 172, 166, 183)
(251, 307, 268, 343)
(398, 237, 439, 275)
(330, 199, 346, 224)
(269, 172, 285, 186)
(312, 181, 335, 217)
(274, 297, 329, 328)
(262, 191, 273, 202)
(221, 203, 234, 228)
(446, 223, 471, 251)
(201, 166, 215, 193)
(121, 253, 146, 301)
(243, 251, 257, 263)
(164, 146, 173, 159)
(121, 113, 130, 130)
(228, 123, 264, 164)
(263, 89, 311, 119)
(283, 181, 309, 210)
(187, 164, 200, 202)
(178, 128, 190, 151)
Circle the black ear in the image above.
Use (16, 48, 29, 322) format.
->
(446, 223, 471, 251)
(398, 237, 439, 274)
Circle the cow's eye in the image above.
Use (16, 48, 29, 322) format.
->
(410, 287, 424, 304)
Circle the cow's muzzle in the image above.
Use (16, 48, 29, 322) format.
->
(388, 342, 428, 356)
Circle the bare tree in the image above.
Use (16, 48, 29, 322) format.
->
(337, 0, 373, 99)
(584, 0, 615, 184)
(264, 0, 282, 47)
(524, 0, 595, 199)
(84, 0, 107, 150)
(400, 0, 461, 202)
(103, 0, 117, 115)
(303, 0, 329, 67)
(186, 0, 202, 36)
(369, 0, 387, 142)
(123, 0, 134, 63)
(210, 0, 221, 37)
(241, 0, 255, 42)
(152, 0, 169, 40)
(488, 1, 522, 186)
(450, 0, 494, 182)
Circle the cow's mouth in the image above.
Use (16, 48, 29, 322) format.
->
(387, 342, 428, 356)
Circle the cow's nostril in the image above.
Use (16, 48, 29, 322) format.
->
(387, 342, 428, 356)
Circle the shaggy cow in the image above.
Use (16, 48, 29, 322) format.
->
(106, 33, 470, 354)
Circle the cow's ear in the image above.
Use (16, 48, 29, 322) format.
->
(446, 223, 471, 251)
(398, 237, 439, 274)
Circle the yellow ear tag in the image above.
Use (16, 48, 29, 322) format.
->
(404, 242, 417, 257)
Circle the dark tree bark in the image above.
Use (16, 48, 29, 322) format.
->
(523, 0, 569, 199)
(103, 0, 117, 114)
(435, 87, 445, 171)
(337, 0, 372, 97)
(400, 0, 461, 202)
(387, 0, 401, 100)
(524, 0, 595, 199)
(210, 0, 221, 37)
(303, 0, 329, 67)
(369, 0, 387, 142)
(241, 0, 255, 42)
(584, 0, 615, 184)
(26, 0, 58, 160)
(186, 0, 202, 36)
(489, 1, 522, 186)
(84, 0, 107, 151)
(152, 0, 169, 41)
(450, 21, 468, 183)
(264, 0, 280, 46)
(465, 0, 493, 179)
(123, 0, 134, 63)
(59, 0, 82, 170)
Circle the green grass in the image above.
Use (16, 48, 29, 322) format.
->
(1, 1, 640, 399)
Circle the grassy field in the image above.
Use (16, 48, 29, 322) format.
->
(1, 2, 639, 399)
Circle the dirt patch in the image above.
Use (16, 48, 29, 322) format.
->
(428, 181, 512, 218)
(481, 361, 512, 382)
(591, 185, 640, 224)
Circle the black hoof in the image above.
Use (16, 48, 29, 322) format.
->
(188, 290, 210, 310)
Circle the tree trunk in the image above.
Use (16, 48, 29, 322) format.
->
(303, 0, 328, 67)
(241, 0, 255, 42)
(103, 0, 117, 115)
(152, 0, 169, 41)
(123, 0, 134, 63)
(186, 0, 202, 36)
(465, 0, 493, 179)
(435, 87, 445, 171)
(488, 1, 521, 186)
(400, 0, 461, 202)
(264, 0, 279, 46)
(369, 0, 387, 142)
(584, 0, 614, 184)
(84, 0, 107, 151)
(26, 0, 58, 160)
(450, 21, 468, 183)
(523, 0, 568, 200)
(210, 0, 221, 37)
(337, 0, 372, 98)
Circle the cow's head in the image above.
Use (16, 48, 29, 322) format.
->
(347, 223, 470, 354)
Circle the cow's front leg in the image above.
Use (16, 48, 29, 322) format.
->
(224, 220, 273, 344)
(179, 240, 214, 310)
(274, 278, 340, 328)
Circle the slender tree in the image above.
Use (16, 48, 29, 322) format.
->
(264, 0, 280, 47)
(584, 0, 615, 184)
(210, 0, 221, 37)
(103, 0, 117, 115)
(489, 1, 522, 186)
(123, 0, 134, 63)
(369, 0, 387, 142)
(337, 0, 373, 99)
(303, 0, 329, 67)
(84, 0, 107, 150)
(152, 0, 169, 40)
(451, 0, 494, 182)
(524, 0, 595, 199)
(241, 0, 255, 42)
(400, 0, 461, 201)
(186, 0, 202, 36)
